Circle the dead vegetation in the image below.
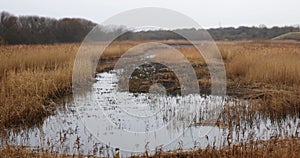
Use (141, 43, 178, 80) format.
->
(0, 44, 77, 128)
(132, 138, 300, 158)
(0, 40, 299, 157)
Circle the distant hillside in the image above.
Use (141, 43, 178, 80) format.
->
(273, 32, 300, 41)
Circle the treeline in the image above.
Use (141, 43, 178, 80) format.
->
(0, 11, 96, 44)
(0, 11, 299, 44)
(117, 27, 300, 41)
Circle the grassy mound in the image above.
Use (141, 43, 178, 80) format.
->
(273, 32, 300, 41)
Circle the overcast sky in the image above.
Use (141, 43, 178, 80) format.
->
(0, 0, 299, 29)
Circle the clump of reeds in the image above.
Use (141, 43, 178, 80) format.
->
(0, 44, 77, 128)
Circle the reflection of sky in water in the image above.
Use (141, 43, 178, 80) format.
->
(71, 71, 225, 152)
(1, 71, 299, 157)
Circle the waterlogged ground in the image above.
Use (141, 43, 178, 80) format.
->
(1, 71, 299, 157)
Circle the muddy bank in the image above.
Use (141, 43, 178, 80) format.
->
(97, 57, 277, 97)
(97, 57, 211, 95)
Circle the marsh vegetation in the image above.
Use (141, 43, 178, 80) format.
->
(0, 40, 299, 157)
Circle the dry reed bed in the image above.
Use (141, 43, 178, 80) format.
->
(0, 40, 299, 157)
(221, 40, 300, 88)
(0, 44, 77, 128)
(219, 41, 300, 118)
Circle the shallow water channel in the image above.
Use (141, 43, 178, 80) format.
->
(1, 71, 299, 157)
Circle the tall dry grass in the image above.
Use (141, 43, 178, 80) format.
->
(0, 40, 299, 157)
(0, 44, 77, 128)
(219, 41, 300, 88)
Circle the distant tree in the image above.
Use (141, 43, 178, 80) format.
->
(0, 36, 5, 45)
(258, 24, 267, 29)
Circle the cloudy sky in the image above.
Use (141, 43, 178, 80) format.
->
(0, 0, 299, 28)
